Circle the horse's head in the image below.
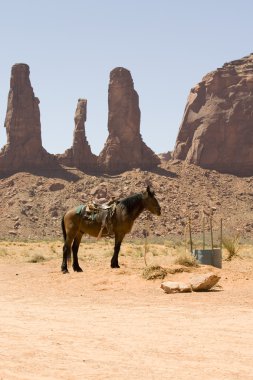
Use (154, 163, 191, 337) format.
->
(143, 186, 161, 216)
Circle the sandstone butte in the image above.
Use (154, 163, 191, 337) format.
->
(0, 63, 57, 172)
(98, 67, 160, 173)
(0, 64, 160, 174)
(173, 53, 253, 176)
(57, 98, 97, 172)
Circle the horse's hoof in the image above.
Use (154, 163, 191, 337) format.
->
(111, 264, 120, 269)
(73, 266, 83, 272)
(61, 268, 69, 274)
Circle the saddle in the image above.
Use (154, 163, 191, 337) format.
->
(76, 200, 117, 238)
(85, 200, 113, 213)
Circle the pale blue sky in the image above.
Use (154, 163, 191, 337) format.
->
(0, 0, 253, 155)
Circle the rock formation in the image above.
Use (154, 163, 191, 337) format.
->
(190, 273, 221, 291)
(57, 99, 97, 171)
(161, 281, 192, 293)
(173, 53, 253, 175)
(98, 67, 160, 173)
(161, 273, 221, 293)
(0, 63, 56, 172)
(158, 151, 172, 161)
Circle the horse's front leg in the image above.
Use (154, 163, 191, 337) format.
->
(111, 235, 123, 268)
(72, 233, 83, 272)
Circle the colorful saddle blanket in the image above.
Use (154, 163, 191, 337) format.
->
(76, 205, 85, 215)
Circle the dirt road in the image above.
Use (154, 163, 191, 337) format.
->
(0, 243, 253, 379)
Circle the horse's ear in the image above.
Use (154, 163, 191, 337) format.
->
(147, 185, 155, 197)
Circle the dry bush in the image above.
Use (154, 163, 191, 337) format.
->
(28, 254, 46, 263)
(0, 247, 8, 256)
(142, 265, 167, 280)
(222, 235, 240, 261)
(173, 250, 198, 267)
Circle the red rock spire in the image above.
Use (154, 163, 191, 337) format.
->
(98, 67, 160, 173)
(0, 63, 55, 172)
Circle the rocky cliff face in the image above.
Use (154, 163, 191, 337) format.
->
(57, 99, 97, 171)
(0, 63, 55, 172)
(98, 67, 160, 173)
(173, 53, 253, 175)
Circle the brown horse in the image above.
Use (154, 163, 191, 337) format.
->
(61, 186, 161, 273)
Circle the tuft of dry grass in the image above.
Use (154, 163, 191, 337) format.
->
(173, 250, 198, 267)
(223, 235, 240, 261)
(142, 265, 167, 280)
(0, 247, 8, 256)
(28, 254, 46, 263)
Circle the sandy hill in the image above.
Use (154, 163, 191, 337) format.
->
(0, 161, 252, 243)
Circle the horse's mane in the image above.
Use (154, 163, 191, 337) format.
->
(118, 193, 143, 212)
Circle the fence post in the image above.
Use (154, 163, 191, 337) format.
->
(188, 216, 193, 253)
(220, 218, 223, 251)
(202, 213, 205, 250)
(210, 216, 214, 252)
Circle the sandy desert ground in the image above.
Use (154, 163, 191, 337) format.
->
(0, 240, 253, 380)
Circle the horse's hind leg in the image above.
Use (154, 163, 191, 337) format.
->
(72, 233, 83, 272)
(61, 237, 72, 274)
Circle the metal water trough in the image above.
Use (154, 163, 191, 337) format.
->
(193, 249, 222, 269)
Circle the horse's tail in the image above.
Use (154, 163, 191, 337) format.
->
(61, 214, 67, 242)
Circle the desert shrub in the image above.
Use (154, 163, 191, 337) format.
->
(0, 248, 8, 256)
(28, 254, 46, 263)
(222, 235, 240, 261)
(173, 251, 198, 267)
(142, 265, 167, 280)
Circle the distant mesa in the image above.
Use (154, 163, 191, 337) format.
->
(57, 98, 97, 172)
(98, 67, 160, 173)
(173, 53, 253, 176)
(158, 151, 172, 161)
(0, 63, 57, 173)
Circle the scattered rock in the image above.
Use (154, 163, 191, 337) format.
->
(190, 273, 221, 291)
(161, 273, 221, 294)
(14, 221, 21, 229)
(50, 208, 58, 217)
(49, 183, 65, 191)
(9, 230, 17, 235)
(161, 281, 192, 293)
(90, 185, 107, 198)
